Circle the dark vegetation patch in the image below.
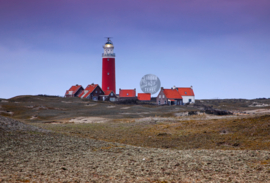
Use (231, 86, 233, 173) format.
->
(188, 111, 197, 115)
(204, 109, 232, 115)
(195, 98, 270, 111)
(115, 99, 138, 104)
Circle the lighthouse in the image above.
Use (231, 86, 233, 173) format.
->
(102, 38, 116, 93)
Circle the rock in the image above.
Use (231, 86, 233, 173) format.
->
(232, 143, 240, 147)
(157, 133, 169, 136)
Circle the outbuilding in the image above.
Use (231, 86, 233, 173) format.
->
(156, 87, 182, 105)
(78, 84, 104, 101)
(176, 86, 195, 104)
(101, 90, 118, 101)
(119, 88, 137, 100)
(137, 93, 151, 101)
(65, 84, 84, 98)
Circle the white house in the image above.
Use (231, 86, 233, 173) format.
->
(176, 86, 195, 104)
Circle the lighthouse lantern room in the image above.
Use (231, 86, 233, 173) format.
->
(102, 38, 116, 93)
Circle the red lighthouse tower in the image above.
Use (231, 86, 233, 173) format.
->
(102, 38, 116, 93)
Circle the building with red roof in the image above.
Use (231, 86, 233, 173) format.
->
(176, 86, 195, 104)
(78, 83, 104, 101)
(100, 90, 118, 101)
(156, 86, 195, 105)
(137, 93, 151, 101)
(157, 87, 182, 105)
(65, 84, 84, 98)
(119, 88, 137, 100)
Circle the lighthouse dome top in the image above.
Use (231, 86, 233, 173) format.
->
(104, 38, 114, 48)
(102, 38, 115, 58)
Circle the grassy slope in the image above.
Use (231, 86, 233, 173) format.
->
(37, 115, 270, 150)
(0, 95, 198, 122)
(2, 95, 270, 150)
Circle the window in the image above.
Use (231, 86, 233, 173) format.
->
(100, 91, 101, 93)
(95, 91, 97, 93)
(189, 99, 192, 103)
(159, 95, 161, 98)
(185, 92, 187, 94)
(127, 93, 129, 96)
(107, 72, 109, 75)
(158, 101, 160, 105)
(107, 87, 109, 89)
(107, 58, 109, 61)
(163, 95, 164, 98)
(111, 93, 113, 96)
(164, 100, 166, 104)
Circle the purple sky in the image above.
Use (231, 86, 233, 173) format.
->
(1, 0, 270, 99)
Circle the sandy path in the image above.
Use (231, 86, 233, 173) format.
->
(120, 107, 130, 109)
(245, 109, 270, 114)
(69, 117, 109, 124)
(107, 105, 116, 108)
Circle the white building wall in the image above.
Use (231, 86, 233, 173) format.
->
(182, 96, 195, 104)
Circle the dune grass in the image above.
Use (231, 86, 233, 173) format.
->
(3, 95, 270, 150)
(36, 115, 270, 150)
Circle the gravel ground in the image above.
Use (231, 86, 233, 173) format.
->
(1, 116, 270, 182)
(0, 116, 48, 132)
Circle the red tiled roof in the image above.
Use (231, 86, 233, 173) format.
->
(65, 85, 83, 95)
(78, 90, 85, 98)
(103, 90, 114, 96)
(163, 89, 182, 99)
(119, 89, 136, 97)
(78, 84, 98, 98)
(138, 93, 151, 101)
(176, 88, 195, 96)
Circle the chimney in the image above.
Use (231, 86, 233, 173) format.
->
(91, 83, 94, 85)
(134, 88, 136, 91)
(161, 87, 164, 90)
(173, 86, 176, 89)
(191, 85, 193, 89)
(76, 84, 78, 86)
